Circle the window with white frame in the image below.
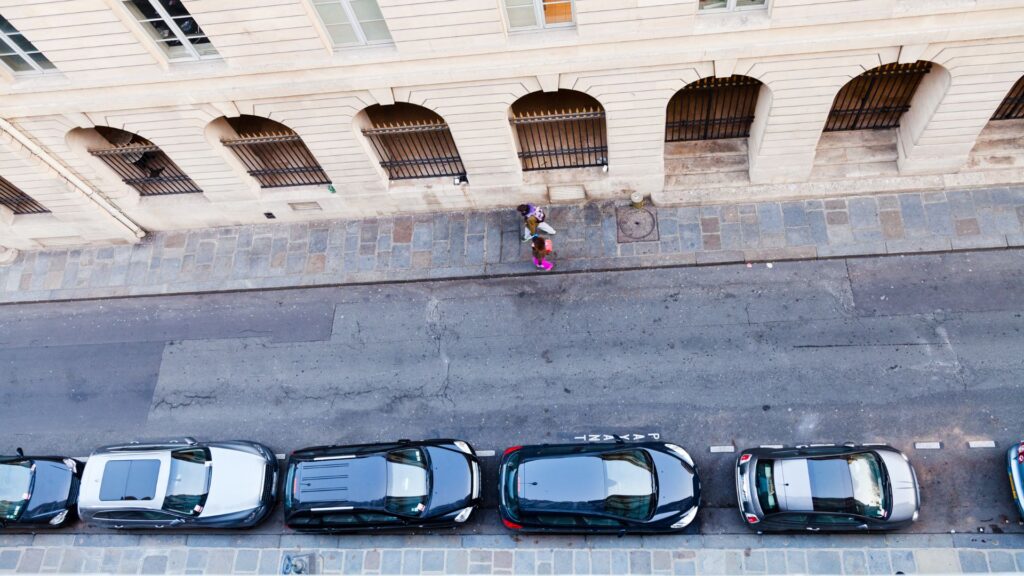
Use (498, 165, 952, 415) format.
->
(122, 0, 218, 61)
(698, 0, 767, 11)
(0, 15, 56, 74)
(311, 0, 393, 47)
(505, 0, 574, 30)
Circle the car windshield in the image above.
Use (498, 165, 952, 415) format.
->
(809, 453, 888, 519)
(385, 448, 428, 516)
(601, 450, 656, 520)
(0, 462, 33, 521)
(162, 448, 211, 516)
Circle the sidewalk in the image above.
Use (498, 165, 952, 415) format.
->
(2, 186, 1024, 304)
(1, 532, 1022, 574)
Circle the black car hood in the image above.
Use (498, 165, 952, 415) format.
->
(424, 447, 472, 516)
(650, 450, 699, 517)
(22, 461, 72, 521)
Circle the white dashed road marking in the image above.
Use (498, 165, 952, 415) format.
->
(914, 442, 943, 450)
(968, 440, 996, 449)
(275, 454, 286, 460)
(476, 450, 496, 457)
(709, 445, 735, 453)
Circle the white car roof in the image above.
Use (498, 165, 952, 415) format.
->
(78, 450, 171, 510)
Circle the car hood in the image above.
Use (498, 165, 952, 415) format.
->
(200, 448, 265, 518)
(424, 447, 472, 515)
(23, 461, 73, 521)
(650, 450, 699, 517)
(877, 450, 919, 522)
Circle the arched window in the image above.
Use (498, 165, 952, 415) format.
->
(825, 61, 933, 132)
(992, 76, 1024, 120)
(360, 103, 465, 181)
(0, 175, 48, 214)
(665, 76, 763, 142)
(88, 126, 201, 195)
(510, 90, 607, 171)
(220, 115, 330, 188)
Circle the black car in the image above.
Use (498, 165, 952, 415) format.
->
(78, 438, 278, 529)
(735, 444, 921, 532)
(284, 439, 481, 532)
(498, 442, 700, 533)
(0, 448, 82, 529)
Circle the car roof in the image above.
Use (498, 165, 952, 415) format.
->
(79, 451, 170, 510)
(775, 456, 859, 513)
(517, 448, 654, 514)
(293, 455, 387, 508)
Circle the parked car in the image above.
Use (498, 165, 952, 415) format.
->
(498, 442, 701, 533)
(0, 448, 82, 528)
(735, 444, 920, 532)
(77, 438, 277, 529)
(1008, 441, 1024, 518)
(284, 439, 481, 532)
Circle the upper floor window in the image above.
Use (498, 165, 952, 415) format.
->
(505, 0, 574, 30)
(311, 0, 392, 47)
(122, 0, 218, 61)
(0, 15, 56, 74)
(698, 0, 767, 11)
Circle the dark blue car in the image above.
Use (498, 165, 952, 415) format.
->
(1009, 441, 1024, 518)
(0, 449, 82, 528)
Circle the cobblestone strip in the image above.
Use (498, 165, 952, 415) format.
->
(2, 186, 1023, 304)
(2, 540, 1024, 574)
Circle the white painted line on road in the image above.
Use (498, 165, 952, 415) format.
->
(760, 444, 784, 449)
(275, 454, 286, 460)
(914, 442, 942, 450)
(476, 450, 496, 457)
(709, 445, 735, 453)
(968, 440, 997, 449)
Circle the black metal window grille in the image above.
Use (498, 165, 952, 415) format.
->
(665, 76, 762, 142)
(511, 108, 608, 171)
(90, 144, 202, 196)
(992, 76, 1024, 120)
(0, 175, 48, 214)
(824, 61, 932, 132)
(362, 120, 466, 180)
(221, 132, 330, 188)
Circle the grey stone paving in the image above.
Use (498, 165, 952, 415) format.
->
(2, 533, 1024, 574)
(2, 186, 1024, 304)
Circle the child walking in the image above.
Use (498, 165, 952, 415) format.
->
(531, 236, 553, 271)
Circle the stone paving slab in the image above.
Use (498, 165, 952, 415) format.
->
(1, 533, 1024, 574)
(2, 186, 1024, 304)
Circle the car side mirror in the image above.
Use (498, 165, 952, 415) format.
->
(617, 529, 626, 539)
(16, 447, 24, 457)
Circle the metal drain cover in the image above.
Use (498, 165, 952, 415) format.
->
(616, 206, 660, 243)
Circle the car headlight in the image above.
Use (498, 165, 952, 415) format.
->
(49, 510, 68, 526)
(670, 506, 698, 529)
(453, 506, 474, 523)
(911, 510, 919, 522)
(453, 441, 474, 455)
(665, 444, 694, 467)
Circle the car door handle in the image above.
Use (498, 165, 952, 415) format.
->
(806, 527, 821, 531)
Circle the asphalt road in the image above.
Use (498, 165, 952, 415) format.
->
(2, 249, 1023, 537)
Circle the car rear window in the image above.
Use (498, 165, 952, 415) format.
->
(100, 459, 160, 502)
(754, 459, 779, 514)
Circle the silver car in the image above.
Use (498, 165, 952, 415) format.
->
(78, 438, 277, 529)
(735, 444, 920, 532)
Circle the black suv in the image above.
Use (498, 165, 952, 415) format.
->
(498, 442, 700, 533)
(0, 448, 82, 528)
(284, 439, 480, 532)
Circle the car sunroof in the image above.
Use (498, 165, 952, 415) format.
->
(99, 459, 161, 501)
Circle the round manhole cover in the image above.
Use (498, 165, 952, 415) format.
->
(617, 207, 657, 240)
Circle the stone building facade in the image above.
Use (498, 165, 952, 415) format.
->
(0, 0, 1023, 250)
